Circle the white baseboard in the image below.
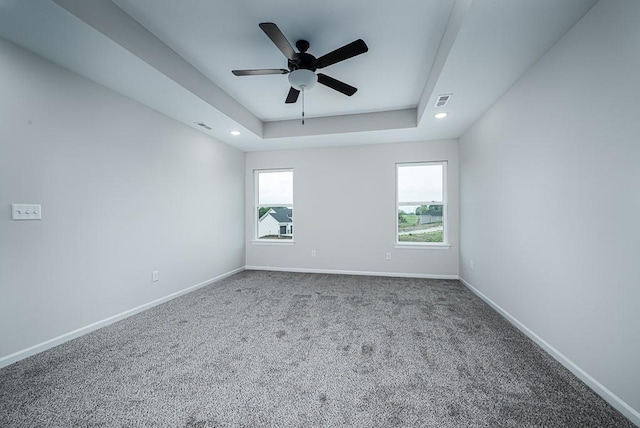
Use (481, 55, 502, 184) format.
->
(0, 266, 245, 369)
(459, 276, 640, 427)
(245, 265, 458, 280)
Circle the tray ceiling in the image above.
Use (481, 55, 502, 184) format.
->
(0, 0, 597, 151)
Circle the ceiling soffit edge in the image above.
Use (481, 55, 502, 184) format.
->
(52, 0, 263, 137)
(417, 0, 473, 123)
(264, 108, 417, 139)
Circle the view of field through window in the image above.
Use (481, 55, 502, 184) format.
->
(397, 163, 445, 243)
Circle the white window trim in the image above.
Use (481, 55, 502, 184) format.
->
(253, 168, 294, 244)
(395, 161, 449, 247)
(395, 243, 451, 249)
(251, 239, 295, 246)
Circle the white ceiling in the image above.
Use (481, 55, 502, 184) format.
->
(0, 0, 598, 151)
(110, 0, 454, 121)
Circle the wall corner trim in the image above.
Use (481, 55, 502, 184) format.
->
(0, 266, 246, 369)
(458, 277, 640, 426)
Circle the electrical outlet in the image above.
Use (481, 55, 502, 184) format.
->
(386, 252, 392, 260)
(311, 250, 316, 257)
(152, 271, 159, 282)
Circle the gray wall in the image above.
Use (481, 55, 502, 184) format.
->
(459, 0, 640, 421)
(246, 140, 459, 277)
(0, 39, 245, 363)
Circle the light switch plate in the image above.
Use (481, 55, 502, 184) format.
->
(11, 204, 42, 220)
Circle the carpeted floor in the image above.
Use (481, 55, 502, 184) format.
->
(0, 271, 633, 427)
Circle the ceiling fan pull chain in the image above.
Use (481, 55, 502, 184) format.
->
(302, 89, 305, 125)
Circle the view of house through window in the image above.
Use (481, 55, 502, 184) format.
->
(256, 170, 293, 240)
(397, 162, 446, 244)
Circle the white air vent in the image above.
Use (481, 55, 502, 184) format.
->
(434, 94, 452, 108)
(195, 122, 212, 130)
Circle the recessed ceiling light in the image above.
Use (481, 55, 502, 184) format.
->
(230, 131, 240, 136)
(434, 112, 448, 119)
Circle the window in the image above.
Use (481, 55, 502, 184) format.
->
(255, 169, 293, 241)
(396, 162, 447, 245)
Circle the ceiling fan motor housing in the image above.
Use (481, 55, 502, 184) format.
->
(288, 42, 317, 72)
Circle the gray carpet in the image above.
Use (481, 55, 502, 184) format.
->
(0, 271, 633, 427)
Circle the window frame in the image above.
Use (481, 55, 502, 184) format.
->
(254, 168, 294, 244)
(395, 161, 449, 248)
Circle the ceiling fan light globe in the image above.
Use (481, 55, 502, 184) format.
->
(288, 69, 318, 90)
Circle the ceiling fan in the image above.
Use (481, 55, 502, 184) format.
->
(232, 22, 368, 105)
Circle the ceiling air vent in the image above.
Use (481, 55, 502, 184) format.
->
(434, 94, 452, 108)
(195, 122, 212, 130)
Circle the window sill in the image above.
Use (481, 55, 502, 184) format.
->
(395, 243, 451, 250)
(251, 240, 295, 246)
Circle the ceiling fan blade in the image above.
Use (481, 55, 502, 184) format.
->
(259, 22, 296, 61)
(285, 87, 300, 103)
(315, 39, 368, 69)
(232, 69, 289, 76)
(317, 73, 357, 96)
